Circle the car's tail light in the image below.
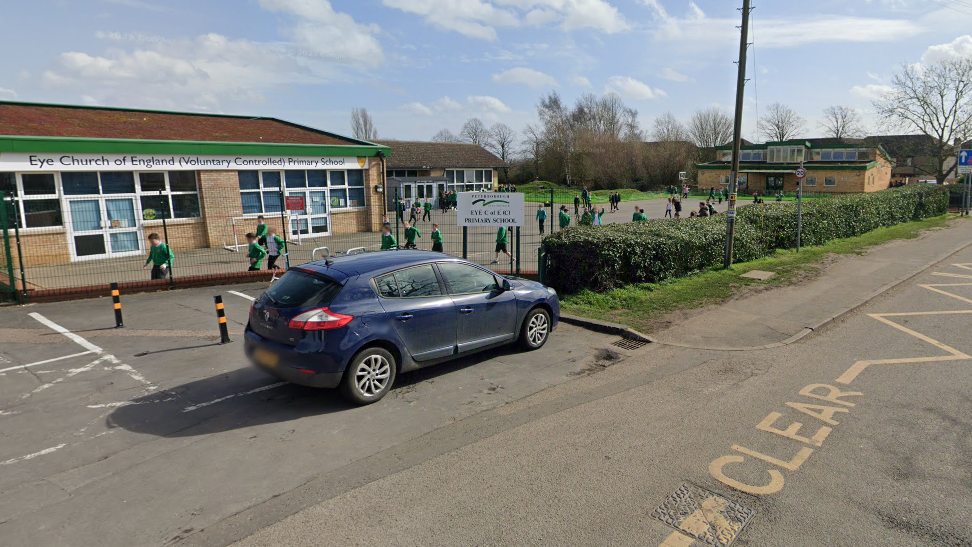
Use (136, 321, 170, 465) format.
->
(288, 308, 354, 330)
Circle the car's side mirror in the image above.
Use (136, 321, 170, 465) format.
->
(501, 279, 512, 292)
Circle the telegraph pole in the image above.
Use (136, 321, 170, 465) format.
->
(723, 0, 752, 269)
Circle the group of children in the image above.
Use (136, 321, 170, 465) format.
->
(244, 216, 286, 271)
(380, 221, 444, 253)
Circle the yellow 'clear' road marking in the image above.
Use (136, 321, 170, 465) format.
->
(659, 532, 694, 546)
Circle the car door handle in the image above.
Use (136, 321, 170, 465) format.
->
(459, 308, 474, 314)
(397, 314, 414, 321)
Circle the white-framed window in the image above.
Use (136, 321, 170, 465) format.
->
(0, 171, 200, 230)
(805, 176, 817, 186)
(768, 147, 804, 163)
(720, 175, 731, 185)
(817, 149, 869, 162)
(720, 150, 732, 162)
(444, 169, 493, 192)
(389, 170, 419, 178)
(825, 177, 837, 186)
(136, 171, 201, 220)
(239, 169, 366, 214)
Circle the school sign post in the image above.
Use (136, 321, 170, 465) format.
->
(456, 192, 525, 276)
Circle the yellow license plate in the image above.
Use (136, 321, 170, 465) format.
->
(253, 348, 279, 368)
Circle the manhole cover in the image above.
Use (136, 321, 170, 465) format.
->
(612, 338, 648, 350)
(651, 483, 755, 547)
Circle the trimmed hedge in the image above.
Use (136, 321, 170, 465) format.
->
(544, 185, 948, 294)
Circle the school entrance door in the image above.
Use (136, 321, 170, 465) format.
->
(401, 182, 435, 206)
(766, 176, 784, 192)
(284, 189, 330, 237)
(66, 197, 142, 261)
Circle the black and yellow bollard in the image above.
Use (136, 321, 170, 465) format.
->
(214, 295, 231, 344)
(111, 282, 123, 328)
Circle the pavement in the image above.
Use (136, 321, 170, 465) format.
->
(650, 216, 972, 350)
(221, 220, 972, 547)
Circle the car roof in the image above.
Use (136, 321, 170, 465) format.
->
(302, 251, 464, 279)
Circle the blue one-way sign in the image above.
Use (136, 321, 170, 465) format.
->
(959, 150, 972, 174)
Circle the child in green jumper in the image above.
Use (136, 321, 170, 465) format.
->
(559, 206, 570, 229)
(380, 225, 397, 250)
(255, 216, 268, 247)
(142, 233, 173, 280)
(431, 223, 443, 252)
(490, 225, 513, 264)
(422, 199, 432, 222)
(246, 232, 268, 271)
(404, 222, 421, 249)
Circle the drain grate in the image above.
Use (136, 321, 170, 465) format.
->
(612, 338, 648, 350)
(651, 483, 755, 547)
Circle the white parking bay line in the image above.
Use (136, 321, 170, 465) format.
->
(0, 351, 95, 374)
(182, 382, 286, 413)
(1, 443, 67, 465)
(28, 313, 103, 354)
(228, 291, 256, 302)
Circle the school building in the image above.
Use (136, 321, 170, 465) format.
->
(375, 140, 505, 207)
(696, 140, 894, 194)
(0, 101, 390, 266)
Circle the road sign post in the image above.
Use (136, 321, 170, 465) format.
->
(795, 165, 806, 252)
(958, 150, 972, 216)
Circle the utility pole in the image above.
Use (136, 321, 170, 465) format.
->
(723, 0, 752, 269)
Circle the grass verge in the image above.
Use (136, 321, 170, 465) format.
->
(560, 215, 960, 333)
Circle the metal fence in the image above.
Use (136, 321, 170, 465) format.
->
(0, 186, 621, 303)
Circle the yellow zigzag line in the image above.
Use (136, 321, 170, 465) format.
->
(836, 264, 972, 385)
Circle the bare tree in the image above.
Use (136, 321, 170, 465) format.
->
(431, 128, 461, 143)
(350, 107, 378, 140)
(459, 118, 491, 148)
(650, 112, 689, 142)
(758, 102, 807, 142)
(688, 107, 734, 149)
(489, 123, 516, 163)
(818, 105, 865, 141)
(521, 123, 544, 176)
(875, 57, 972, 183)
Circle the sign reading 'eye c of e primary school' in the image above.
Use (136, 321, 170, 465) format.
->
(0, 152, 370, 172)
(457, 192, 525, 227)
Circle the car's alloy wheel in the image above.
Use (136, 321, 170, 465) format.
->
(528, 313, 548, 346)
(355, 355, 391, 397)
(519, 308, 551, 350)
(340, 347, 397, 405)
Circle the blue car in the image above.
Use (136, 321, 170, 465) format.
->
(244, 251, 560, 405)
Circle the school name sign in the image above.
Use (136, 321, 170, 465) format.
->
(457, 192, 524, 227)
(0, 152, 370, 172)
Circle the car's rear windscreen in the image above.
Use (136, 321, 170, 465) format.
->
(263, 270, 343, 309)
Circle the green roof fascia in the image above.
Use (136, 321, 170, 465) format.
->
(696, 161, 878, 172)
(714, 144, 767, 151)
(0, 135, 391, 158)
(764, 140, 812, 147)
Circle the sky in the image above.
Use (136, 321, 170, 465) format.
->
(3, 0, 972, 145)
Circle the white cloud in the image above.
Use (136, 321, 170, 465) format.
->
(850, 84, 893, 101)
(660, 67, 691, 82)
(403, 102, 435, 116)
(257, 0, 384, 66)
(468, 95, 511, 113)
(492, 67, 558, 88)
(402, 95, 464, 116)
(40, 1, 383, 110)
(642, 3, 923, 49)
(571, 75, 591, 87)
(605, 76, 665, 100)
(382, 0, 629, 40)
(0, 87, 17, 99)
(922, 35, 972, 64)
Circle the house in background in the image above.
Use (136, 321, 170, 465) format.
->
(697, 140, 894, 194)
(375, 140, 506, 208)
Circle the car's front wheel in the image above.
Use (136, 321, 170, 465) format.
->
(340, 347, 397, 405)
(519, 307, 551, 350)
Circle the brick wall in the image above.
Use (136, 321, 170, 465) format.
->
(142, 218, 207, 250)
(5, 228, 71, 267)
(197, 170, 245, 248)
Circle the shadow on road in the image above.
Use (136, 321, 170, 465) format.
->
(106, 344, 525, 437)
